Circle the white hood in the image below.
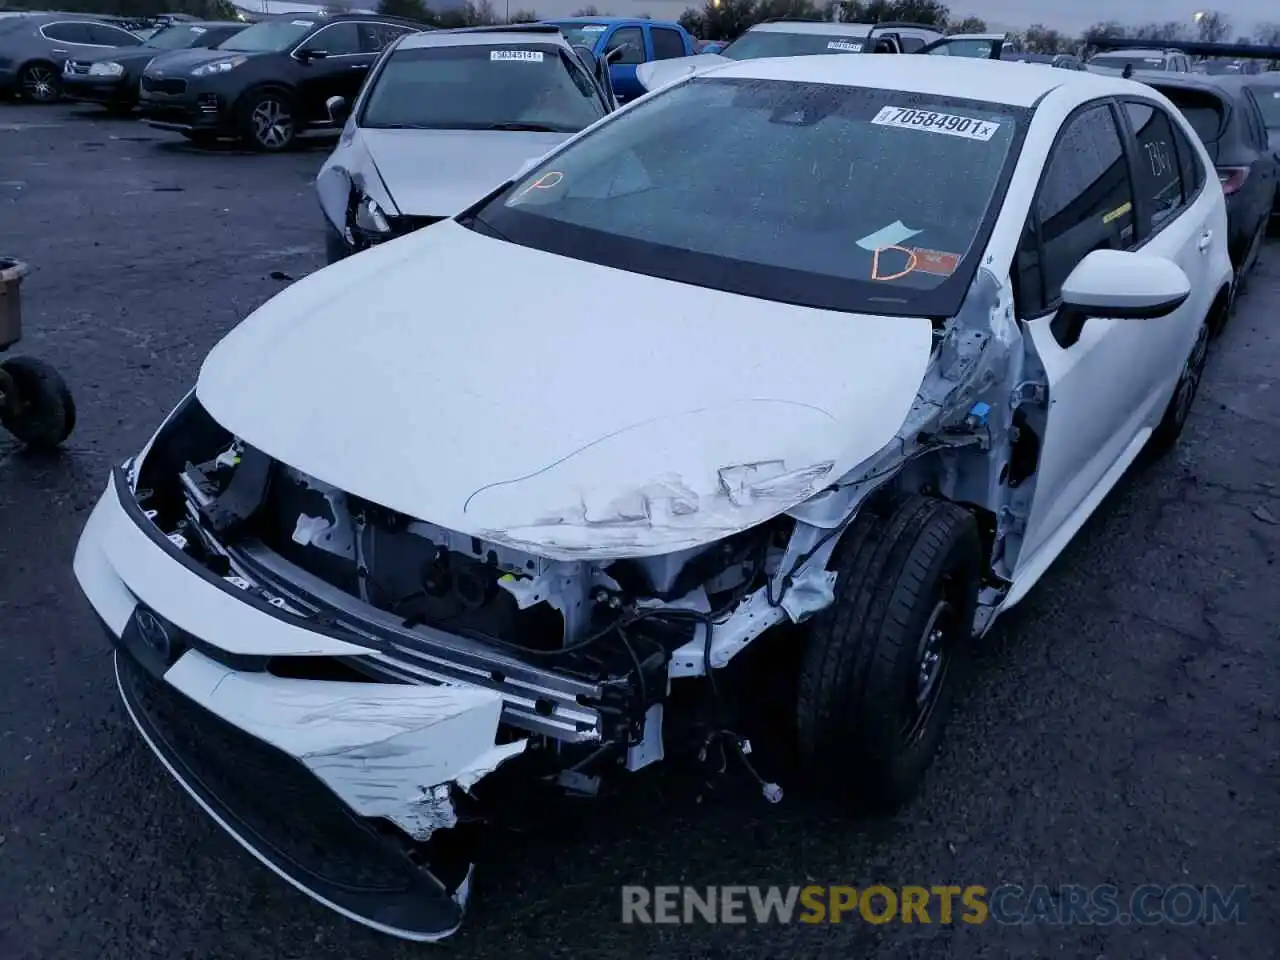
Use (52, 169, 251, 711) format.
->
(362, 128, 570, 217)
(636, 53, 730, 93)
(196, 222, 934, 559)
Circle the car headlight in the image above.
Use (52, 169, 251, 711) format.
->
(89, 61, 124, 77)
(191, 56, 246, 77)
(349, 193, 392, 242)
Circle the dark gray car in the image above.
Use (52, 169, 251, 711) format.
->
(0, 13, 145, 102)
(1240, 73, 1280, 213)
(61, 20, 245, 113)
(1138, 72, 1278, 284)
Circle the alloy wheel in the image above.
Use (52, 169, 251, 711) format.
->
(250, 98, 293, 149)
(21, 65, 57, 102)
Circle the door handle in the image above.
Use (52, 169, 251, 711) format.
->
(1197, 230, 1212, 253)
(51, 48, 67, 54)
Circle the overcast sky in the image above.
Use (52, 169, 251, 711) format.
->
(520, 1, 1272, 38)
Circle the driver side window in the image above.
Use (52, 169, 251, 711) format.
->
(605, 27, 644, 65)
(1015, 102, 1136, 317)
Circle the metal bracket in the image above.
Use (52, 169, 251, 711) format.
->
(997, 505, 1027, 535)
(1011, 380, 1048, 408)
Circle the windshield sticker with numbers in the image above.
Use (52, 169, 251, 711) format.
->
(291, 20, 314, 26)
(491, 49, 544, 62)
(870, 106, 1001, 141)
(580, 24, 607, 32)
(827, 39, 863, 51)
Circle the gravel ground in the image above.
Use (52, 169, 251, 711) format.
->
(1, 102, 1277, 960)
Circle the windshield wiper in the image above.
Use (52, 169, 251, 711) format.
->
(483, 122, 563, 132)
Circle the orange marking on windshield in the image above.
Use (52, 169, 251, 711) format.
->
(872, 245, 919, 281)
(516, 170, 564, 199)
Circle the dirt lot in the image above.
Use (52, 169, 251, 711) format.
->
(1, 102, 1278, 960)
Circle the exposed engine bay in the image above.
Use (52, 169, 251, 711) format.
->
(124, 266, 1046, 858)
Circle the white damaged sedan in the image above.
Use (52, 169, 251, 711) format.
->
(74, 55, 1231, 940)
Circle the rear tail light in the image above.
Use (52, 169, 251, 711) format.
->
(1217, 166, 1250, 196)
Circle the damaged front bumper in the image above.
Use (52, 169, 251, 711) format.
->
(74, 470, 524, 941)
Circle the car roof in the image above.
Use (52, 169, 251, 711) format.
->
(544, 16, 667, 26)
(747, 20, 876, 36)
(399, 24, 569, 51)
(258, 11, 424, 25)
(1131, 71, 1235, 98)
(1091, 48, 1172, 58)
(704, 54, 1132, 108)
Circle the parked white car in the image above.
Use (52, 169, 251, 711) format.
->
(317, 24, 614, 264)
(74, 54, 1231, 941)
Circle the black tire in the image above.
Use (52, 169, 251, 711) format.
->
(18, 62, 60, 103)
(1147, 317, 1210, 457)
(0, 355, 76, 449)
(796, 495, 981, 812)
(238, 89, 297, 152)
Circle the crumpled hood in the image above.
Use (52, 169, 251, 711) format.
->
(196, 222, 934, 559)
(636, 53, 730, 93)
(360, 128, 570, 217)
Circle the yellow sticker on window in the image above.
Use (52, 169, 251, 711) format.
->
(1102, 201, 1132, 225)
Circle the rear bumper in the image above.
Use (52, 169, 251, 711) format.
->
(72, 471, 527, 941)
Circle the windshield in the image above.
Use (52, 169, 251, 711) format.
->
(1089, 53, 1166, 69)
(217, 18, 314, 53)
(926, 38, 998, 58)
(547, 21, 609, 48)
(722, 30, 869, 59)
(360, 44, 606, 132)
(145, 24, 215, 50)
(1246, 84, 1280, 127)
(468, 78, 1024, 317)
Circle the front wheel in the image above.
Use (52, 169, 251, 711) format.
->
(0, 355, 76, 449)
(795, 495, 982, 812)
(238, 90, 297, 151)
(18, 63, 59, 103)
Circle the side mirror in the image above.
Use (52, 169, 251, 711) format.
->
(576, 43, 616, 108)
(298, 48, 328, 62)
(1055, 249, 1190, 347)
(326, 95, 348, 124)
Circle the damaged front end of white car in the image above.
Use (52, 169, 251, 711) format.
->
(72, 257, 1047, 940)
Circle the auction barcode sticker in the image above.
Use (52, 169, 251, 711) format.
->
(827, 40, 863, 51)
(491, 50, 544, 62)
(870, 106, 1000, 142)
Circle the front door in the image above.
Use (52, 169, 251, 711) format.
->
(603, 25, 646, 102)
(1013, 99, 1214, 575)
(293, 22, 374, 123)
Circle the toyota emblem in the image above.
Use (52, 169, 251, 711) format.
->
(134, 608, 171, 659)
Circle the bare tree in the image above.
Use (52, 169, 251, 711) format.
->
(945, 15, 986, 35)
(1023, 22, 1063, 54)
(1194, 10, 1231, 43)
(508, 7, 539, 21)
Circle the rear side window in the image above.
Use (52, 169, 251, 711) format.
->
(42, 22, 95, 44)
(1019, 103, 1135, 314)
(1155, 86, 1225, 145)
(1123, 102, 1184, 233)
(361, 22, 414, 53)
(1240, 89, 1269, 150)
(89, 23, 142, 46)
(650, 27, 684, 61)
